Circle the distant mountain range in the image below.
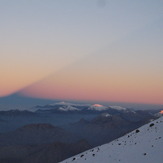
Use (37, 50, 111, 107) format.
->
(33, 102, 162, 115)
(33, 102, 129, 114)
(0, 93, 162, 111)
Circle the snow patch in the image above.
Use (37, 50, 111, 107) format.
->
(58, 105, 80, 111)
(109, 105, 127, 111)
(50, 101, 89, 107)
(101, 113, 111, 117)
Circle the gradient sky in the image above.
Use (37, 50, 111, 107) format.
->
(0, 0, 163, 104)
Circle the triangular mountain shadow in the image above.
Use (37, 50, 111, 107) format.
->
(0, 93, 57, 110)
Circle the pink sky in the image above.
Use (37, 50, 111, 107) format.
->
(0, 1, 162, 105)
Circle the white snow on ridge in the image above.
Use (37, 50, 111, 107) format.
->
(49, 101, 76, 106)
(61, 116, 163, 163)
(109, 105, 127, 111)
(50, 101, 90, 107)
(35, 101, 131, 112)
(58, 106, 80, 111)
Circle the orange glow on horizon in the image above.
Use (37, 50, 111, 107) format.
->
(160, 110, 163, 114)
(18, 68, 163, 105)
(20, 85, 163, 105)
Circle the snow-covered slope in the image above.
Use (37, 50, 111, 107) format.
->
(58, 106, 80, 111)
(61, 116, 163, 163)
(109, 105, 127, 111)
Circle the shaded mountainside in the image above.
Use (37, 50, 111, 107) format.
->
(0, 110, 157, 147)
(67, 113, 156, 146)
(61, 116, 163, 163)
(0, 140, 91, 163)
(0, 123, 80, 145)
(0, 123, 91, 163)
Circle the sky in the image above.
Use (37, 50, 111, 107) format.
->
(0, 0, 163, 104)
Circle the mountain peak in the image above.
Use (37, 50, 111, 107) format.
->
(88, 104, 107, 111)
